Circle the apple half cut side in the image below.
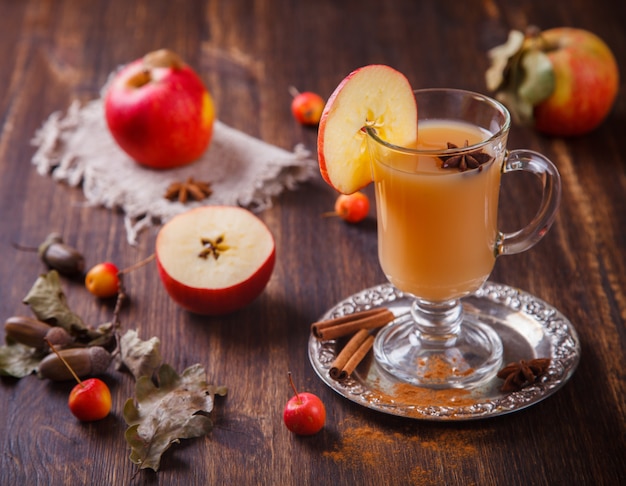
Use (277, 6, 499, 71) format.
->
(317, 64, 418, 194)
(156, 206, 276, 316)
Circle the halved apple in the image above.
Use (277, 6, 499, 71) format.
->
(155, 206, 275, 315)
(317, 64, 418, 194)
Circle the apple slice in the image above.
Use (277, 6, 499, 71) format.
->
(156, 206, 275, 315)
(317, 65, 418, 194)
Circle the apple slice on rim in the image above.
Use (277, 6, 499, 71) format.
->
(317, 65, 418, 194)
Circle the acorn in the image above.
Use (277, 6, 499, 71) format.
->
(38, 346, 112, 381)
(4, 316, 74, 349)
(38, 233, 85, 277)
(5, 316, 51, 349)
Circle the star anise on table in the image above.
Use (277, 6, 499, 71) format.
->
(439, 140, 493, 172)
(497, 358, 551, 392)
(164, 177, 212, 203)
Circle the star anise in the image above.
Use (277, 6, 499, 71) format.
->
(497, 358, 551, 392)
(164, 177, 212, 203)
(439, 140, 493, 172)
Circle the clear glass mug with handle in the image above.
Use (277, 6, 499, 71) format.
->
(366, 88, 561, 389)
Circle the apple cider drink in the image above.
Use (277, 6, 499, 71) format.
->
(318, 67, 561, 388)
(371, 120, 502, 302)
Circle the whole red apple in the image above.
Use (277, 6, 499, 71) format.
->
(155, 206, 276, 315)
(486, 27, 619, 137)
(104, 49, 215, 169)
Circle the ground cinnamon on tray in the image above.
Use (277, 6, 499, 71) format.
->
(417, 355, 474, 384)
(390, 382, 477, 408)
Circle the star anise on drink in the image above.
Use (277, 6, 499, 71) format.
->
(497, 358, 551, 392)
(439, 140, 493, 172)
(164, 177, 212, 203)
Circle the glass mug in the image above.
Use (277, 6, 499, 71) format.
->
(365, 88, 561, 389)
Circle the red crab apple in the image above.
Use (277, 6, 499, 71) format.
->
(69, 378, 112, 422)
(85, 262, 120, 298)
(290, 88, 325, 126)
(104, 49, 215, 169)
(334, 191, 370, 223)
(487, 27, 619, 137)
(317, 65, 418, 194)
(155, 206, 276, 315)
(283, 372, 326, 435)
(45, 340, 112, 422)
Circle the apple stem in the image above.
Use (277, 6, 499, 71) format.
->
(321, 210, 339, 218)
(287, 371, 302, 405)
(44, 339, 83, 386)
(288, 86, 301, 98)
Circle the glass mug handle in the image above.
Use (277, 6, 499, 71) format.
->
(496, 150, 562, 256)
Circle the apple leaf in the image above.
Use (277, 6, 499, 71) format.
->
(115, 329, 162, 380)
(486, 29, 525, 91)
(518, 49, 555, 106)
(485, 28, 555, 125)
(123, 363, 227, 472)
(0, 342, 46, 378)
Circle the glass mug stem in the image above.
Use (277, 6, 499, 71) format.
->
(496, 150, 562, 256)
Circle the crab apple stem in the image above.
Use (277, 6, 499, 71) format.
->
(288, 86, 301, 98)
(10, 241, 38, 252)
(287, 371, 302, 405)
(118, 253, 156, 275)
(44, 339, 83, 386)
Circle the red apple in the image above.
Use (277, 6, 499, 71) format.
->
(104, 49, 215, 169)
(486, 27, 619, 137)
(155, 206, 275, 315)
(317, 65, 418, 194)
(68, 378, 112, 422)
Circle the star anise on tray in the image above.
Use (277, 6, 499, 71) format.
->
(164, 177, 213, 203)
(497, 358, 551, 392)
(439, 140, 493, 172)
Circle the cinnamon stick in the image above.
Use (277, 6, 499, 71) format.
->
(329, 329, 375, 381)
(311, 307, 394, 340)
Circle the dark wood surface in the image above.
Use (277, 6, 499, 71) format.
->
(1, 1, 624, 485)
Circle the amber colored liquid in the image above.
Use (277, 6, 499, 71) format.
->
(371, 120, 503, 301)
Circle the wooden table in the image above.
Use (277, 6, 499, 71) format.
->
(1, 1, 624, 484)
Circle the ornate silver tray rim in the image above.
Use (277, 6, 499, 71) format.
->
(308, 282, 580, 421)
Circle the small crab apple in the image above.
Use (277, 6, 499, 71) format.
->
(334, 192, 370, 223)
(85, 262, 120, 298)
(283, 372, 326, 436)
(68, 378, 112, 422)
(290, 87, 325, 126)
(46, 340, 112, 422)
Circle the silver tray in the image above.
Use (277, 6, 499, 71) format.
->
(308, 282, 580, 421)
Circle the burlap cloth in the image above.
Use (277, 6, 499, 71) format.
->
(31, 98, 317, 244)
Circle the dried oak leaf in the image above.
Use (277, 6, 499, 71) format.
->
(0, 342, 45, 378)
(22, 271, 104, 343)
(115, 329, 162, 380)
(123, 363, 227, 472)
